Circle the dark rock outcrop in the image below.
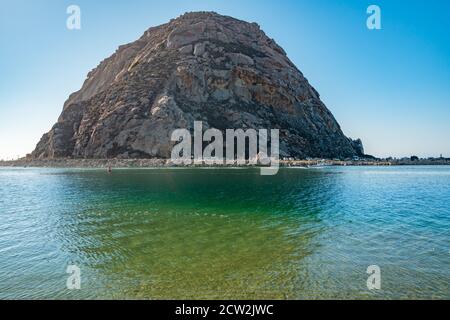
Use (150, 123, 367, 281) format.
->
(32, 11, 362, 159)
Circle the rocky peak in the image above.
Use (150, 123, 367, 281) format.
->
(32, 12, 362, 159)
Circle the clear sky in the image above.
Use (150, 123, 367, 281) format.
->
(1, 0, 449, 160)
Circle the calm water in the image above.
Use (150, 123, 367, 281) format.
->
(0, 166, 448, 299)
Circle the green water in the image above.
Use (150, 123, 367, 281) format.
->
(0, 166, 449, 299)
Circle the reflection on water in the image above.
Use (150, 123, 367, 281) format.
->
(0, 167, 449, 299)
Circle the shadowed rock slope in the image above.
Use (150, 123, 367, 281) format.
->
(32, 11, 363, 159)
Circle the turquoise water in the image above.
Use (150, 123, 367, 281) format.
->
(0, 166, 448, 299)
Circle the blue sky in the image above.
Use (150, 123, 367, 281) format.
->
(0, 0, 449, 159)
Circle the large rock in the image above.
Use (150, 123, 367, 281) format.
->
(32, 11, 362, 159)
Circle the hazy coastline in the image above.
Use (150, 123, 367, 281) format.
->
(1, 157, 449, 168)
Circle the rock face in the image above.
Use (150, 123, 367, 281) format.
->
(32, 11, 363, 159)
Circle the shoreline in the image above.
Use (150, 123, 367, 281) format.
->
(1, 158, 449, 168)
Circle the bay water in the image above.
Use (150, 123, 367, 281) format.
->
(0, 166, 448, 299)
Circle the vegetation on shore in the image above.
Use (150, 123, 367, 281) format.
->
(1, 157, 449, 168)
